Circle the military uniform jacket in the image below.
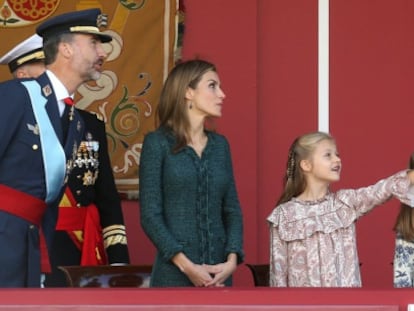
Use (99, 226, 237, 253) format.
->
(0, 73, 84, 287)
(45, 110, 130, 286)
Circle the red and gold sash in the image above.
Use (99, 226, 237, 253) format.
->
(56, 187, 107, 265)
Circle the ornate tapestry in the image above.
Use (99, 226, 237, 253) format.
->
(0, 0, 183, 199)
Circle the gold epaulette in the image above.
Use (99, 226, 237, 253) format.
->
(89, 111, 104, 121)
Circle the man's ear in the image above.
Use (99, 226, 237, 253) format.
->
(60, 42, 73, 58)
(15, 68, 28, 78)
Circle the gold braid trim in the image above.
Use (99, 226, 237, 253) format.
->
(17, 51, 45, 65)
(103, 234, 127, 248)
(102, 225, 127, 248)
(102, 224, 126, 237)
(70, 26, 100, 33)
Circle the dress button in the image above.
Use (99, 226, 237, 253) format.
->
(76, 190, 81, 195)
(29, 225, 35, 229)
(32, 144, 38, 150)
(76, 203, 81, 207)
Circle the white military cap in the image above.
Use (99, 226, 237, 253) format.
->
(0, 34, 45, 73)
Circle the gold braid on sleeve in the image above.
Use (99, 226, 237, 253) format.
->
(102, 224, 128, 248)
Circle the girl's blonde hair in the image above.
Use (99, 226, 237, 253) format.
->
(393, 153, 414, 241)
(276, 131, 335, 206)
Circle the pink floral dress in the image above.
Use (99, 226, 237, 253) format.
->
(267, 170, 413, 287)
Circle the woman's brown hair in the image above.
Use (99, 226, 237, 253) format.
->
(157, 59, 216, 153)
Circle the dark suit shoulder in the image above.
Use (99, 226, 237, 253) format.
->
(0, 78, 34, 111)
(77, 110, 105, 133)
(77, 109, 104, 124)
(0, 78, 29, 91)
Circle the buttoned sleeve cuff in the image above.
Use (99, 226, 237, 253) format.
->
(106, 244, 130, 264)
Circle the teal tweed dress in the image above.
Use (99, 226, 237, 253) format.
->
(139, 128, 244, 287)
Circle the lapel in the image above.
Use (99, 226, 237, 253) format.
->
(64, 107, 84, 159)
(35, 72, 63, 143)
(62, 107, 84, 184)
(34, 72, 84, 173)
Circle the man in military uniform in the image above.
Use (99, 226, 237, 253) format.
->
(0, 15, 86, 287)
(0, 34, 46, 79)
(47, 101, 130, 287)
(0, 9, 130, 287)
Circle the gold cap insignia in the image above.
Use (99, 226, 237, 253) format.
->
(96, 14, 108, 28)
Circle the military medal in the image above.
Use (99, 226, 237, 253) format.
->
(69, 106, 74, 121)
(82, 170, 94, 186)
(73, 131, 100, 186)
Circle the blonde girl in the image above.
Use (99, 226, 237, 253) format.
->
(268, 131, 414, 287)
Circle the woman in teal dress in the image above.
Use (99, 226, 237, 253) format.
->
(139, 59, 244, 287)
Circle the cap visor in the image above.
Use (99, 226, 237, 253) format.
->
(74, 30, 112, 43)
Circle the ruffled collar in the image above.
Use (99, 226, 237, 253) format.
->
(291, 192, 331, 205)
(268, 191, 357, 241)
